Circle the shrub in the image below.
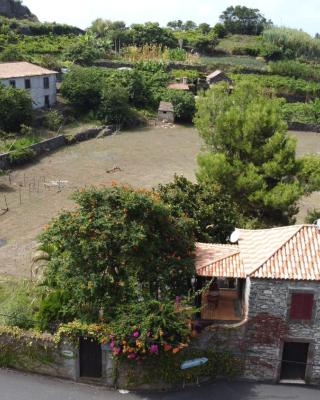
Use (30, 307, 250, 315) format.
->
(61, 66, 106, 112)
(168, 48, 187, 62)
(98, 81, 131, 126)
(43, 110, 63, 131)
(281, 101, 320, 125)
(0, 84, 33, 132)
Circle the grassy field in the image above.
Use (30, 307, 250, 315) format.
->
(215, 34, 261, 53)
(0, 126, 318, 278)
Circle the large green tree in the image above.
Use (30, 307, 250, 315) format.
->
(220, 6, 271, 35)
(157, 175, 240, 243)
(38, 186, 195, 325)
(195, 82, 320, 226)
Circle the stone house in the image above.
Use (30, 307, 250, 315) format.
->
(158, 101, 175, 123)
(195, 224, 320, 384)
(206, 70, 233, 86)
(0, 62, 57, 109)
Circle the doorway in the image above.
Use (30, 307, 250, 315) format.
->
(79, 337, 102, 378)
(44, 95, 50, 108)
(280, 342, 309, 381)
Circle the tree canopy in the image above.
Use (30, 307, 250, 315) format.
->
(195, 82, 320, 226)
(220, 6, 271, 35)
(38, 186, 195, 326)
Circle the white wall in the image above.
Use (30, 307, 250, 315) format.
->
(0, 74, 57, 109)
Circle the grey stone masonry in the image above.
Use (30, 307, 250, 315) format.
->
(245, 278, 320, 384)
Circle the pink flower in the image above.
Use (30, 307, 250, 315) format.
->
(150, 344, 159, 354)
(147, 331, 151, 337)
(133, 331, 140, 338)
(128, 353, 137, 359)
(110, 340, 115, 349)
(113, 347, 121, 355)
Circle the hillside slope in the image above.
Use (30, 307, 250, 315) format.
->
(0, 0, 37, 20)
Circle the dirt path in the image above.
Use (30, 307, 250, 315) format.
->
(0, 126, 201, 277)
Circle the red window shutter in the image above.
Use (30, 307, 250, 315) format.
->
(290, 293, 314, 320)
(302, 293, 314, 320)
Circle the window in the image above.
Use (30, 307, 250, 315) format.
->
(290, 293, 314, 320)
(25, 79, 31, 89)
(9, 80, 16, 88)
(43, 77, 50, 89)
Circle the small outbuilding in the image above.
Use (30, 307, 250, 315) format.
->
(158, 101, 175, 123)
(206, 70, 233, 86)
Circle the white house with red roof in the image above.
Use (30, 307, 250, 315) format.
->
(0, 61, 57, 109)
(195, 224, 320, 384)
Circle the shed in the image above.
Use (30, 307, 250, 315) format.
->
(158, 101, 175, 123)
(206, 70, 233, 85)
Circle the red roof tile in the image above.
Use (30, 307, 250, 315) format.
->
(196, 225, 320, 281)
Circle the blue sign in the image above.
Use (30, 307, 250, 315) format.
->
(180, 357, 208, 370)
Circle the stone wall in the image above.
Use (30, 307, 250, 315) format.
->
(288, 122, 320, 133)
(0, 330, 78, 380)
(245, 278, 320, 384)
(0, 125, 115, 170)
(0, 135, 67, 170)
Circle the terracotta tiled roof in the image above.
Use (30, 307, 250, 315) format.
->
(251, 225, 320, 280)
(158, 101, 174, 112)
(237, 225, 301, 276)
(195, 243, 245, 278)
(206, 70, 223, 79)
(167, 82, 190, 90)
(0, 62, 57, 79)
(196, 225, 320, 281)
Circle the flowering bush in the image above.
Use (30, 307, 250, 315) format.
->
(107, 300, 194, 360)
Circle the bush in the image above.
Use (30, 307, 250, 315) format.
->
(98, 81, 131, 126)
(0, 84, 33, 132)
(168, 48, 187, 61)
(43, 110, 63, 131)
(61, 66, 106, 112)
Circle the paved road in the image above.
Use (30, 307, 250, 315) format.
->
(1, 369, 319, 400)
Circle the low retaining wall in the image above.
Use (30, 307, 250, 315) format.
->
(0, 327, 78, 381)
(288, 122, 320, 133)
(0, 125, 115, 170)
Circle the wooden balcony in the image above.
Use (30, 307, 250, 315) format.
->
(201, 289, 242, 322)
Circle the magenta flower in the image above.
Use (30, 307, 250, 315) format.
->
(110, 340, 115, 349)
(150, 344, 159, 354)
(113, 347, 121, 355)
(133, 331, 140, 338)
(128, 353, 137, 360)
(147, 331, 151, 337)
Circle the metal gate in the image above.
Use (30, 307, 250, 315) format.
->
(79, 337, 102, 378)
